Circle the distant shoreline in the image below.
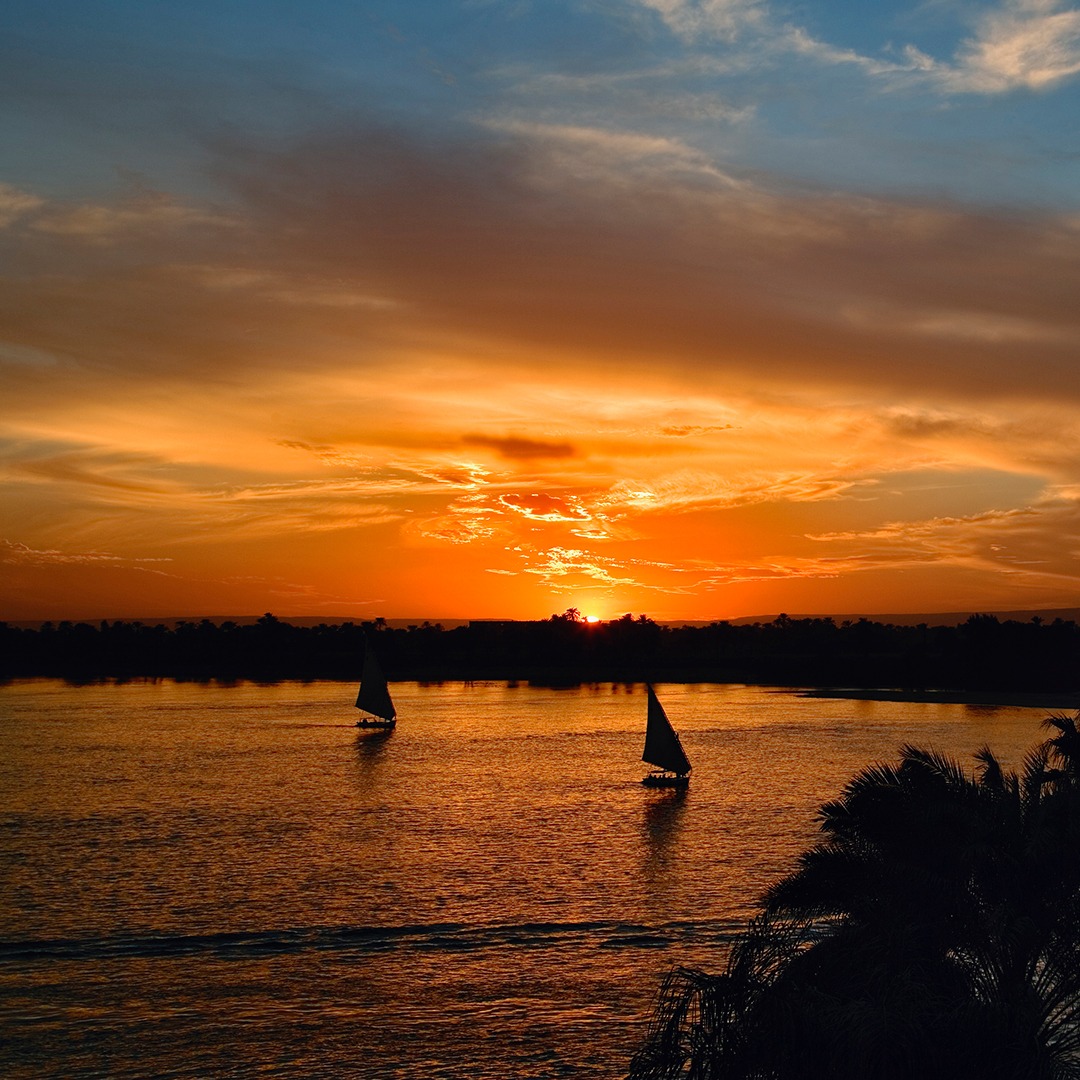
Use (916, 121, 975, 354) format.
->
(4, 615, 1078, 699)
(801, 688, 1080, 710)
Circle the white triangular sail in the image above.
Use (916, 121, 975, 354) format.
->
(642, 683, 690, 775)
(355, 644, 396, 722)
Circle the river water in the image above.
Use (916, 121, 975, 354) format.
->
(0, 679, 1059, 1078)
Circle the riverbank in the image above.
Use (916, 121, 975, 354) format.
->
(801, 688, 1080, 710)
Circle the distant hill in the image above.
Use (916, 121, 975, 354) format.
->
(722, 609, 1080, 627)
(2, 615, 471, 630)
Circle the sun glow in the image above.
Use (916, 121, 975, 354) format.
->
(584, 614, 601, 623)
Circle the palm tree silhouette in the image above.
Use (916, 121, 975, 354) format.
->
(629, 717, 1080, 1079)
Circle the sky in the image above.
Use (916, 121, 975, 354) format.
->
(2, 0, 1080, 623)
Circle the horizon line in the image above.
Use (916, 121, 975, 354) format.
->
(7, 605, 1080, 629)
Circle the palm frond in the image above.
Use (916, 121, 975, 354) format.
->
(975, 745, 1006, 790)
(900, 744, 972, 791)
(630, 718, 1080, 1079)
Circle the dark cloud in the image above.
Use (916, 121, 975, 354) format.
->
(2, 116, 1078, 409)
(462, 434, 576, 459)
(204, 120, 1080, 402)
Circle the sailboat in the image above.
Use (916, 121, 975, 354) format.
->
(641, 683, 691, 788)
(355, 641, 397, 729)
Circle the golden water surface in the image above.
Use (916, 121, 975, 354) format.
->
(0, 679, 1052, 1078)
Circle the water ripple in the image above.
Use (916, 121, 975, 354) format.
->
(0, 918, 742, 963)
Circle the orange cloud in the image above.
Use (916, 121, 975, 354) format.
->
(0, 539, 172, 568)
(499, 493, 592, 522)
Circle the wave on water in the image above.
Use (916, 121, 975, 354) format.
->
(0, 918, 744, 964)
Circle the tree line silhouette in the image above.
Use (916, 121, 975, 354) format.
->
(629, 714, 1080, 1079)
(1, 609, 1079, 691)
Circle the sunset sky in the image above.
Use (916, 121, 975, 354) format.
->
(3, 0, 1080, 622)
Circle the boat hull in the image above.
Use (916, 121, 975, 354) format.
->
(642, 773, 689, 789)
(356, 718, 396, 729)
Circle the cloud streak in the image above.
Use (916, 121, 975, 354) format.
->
(948, 0, 1080, 92)
(638, 0, 1080, 95)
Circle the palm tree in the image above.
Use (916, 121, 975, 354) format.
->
(629, 718, 1080, 1079)
(1043, 712, 1080, 782)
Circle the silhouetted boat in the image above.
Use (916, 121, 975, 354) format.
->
(641, 683, 690, 788)
(355, 642, 396, 729)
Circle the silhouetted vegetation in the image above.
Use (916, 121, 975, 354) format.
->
(1, 610, 1079, 692)
(629, 715, 1080, 1079)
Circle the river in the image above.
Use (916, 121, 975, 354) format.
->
(0, 679, 1058, 1078)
